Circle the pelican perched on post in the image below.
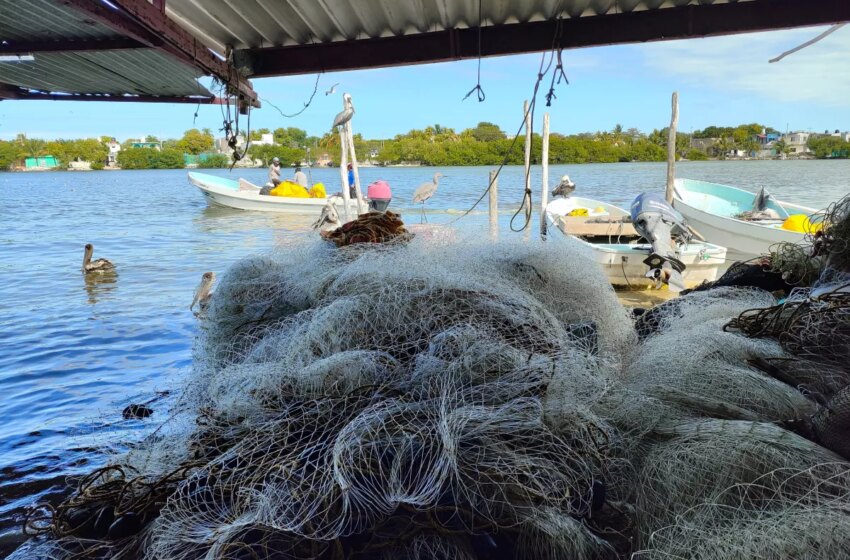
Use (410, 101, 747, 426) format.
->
(551, 175, 576, 198)
(412, 172, 443, 223)
(331, 93, 354, 129)
(312, 195, 342, 231)
(190, 271, 216, 317)
(82, 243, 115, 273)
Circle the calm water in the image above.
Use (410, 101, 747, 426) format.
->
(0, 160, 847, 554)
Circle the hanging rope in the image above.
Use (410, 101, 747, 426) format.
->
(462, 0, 486, 102)
(770, 24, 846, 63)
(261, 72, 323, 118)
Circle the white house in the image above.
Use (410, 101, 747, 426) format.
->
(783, 132, 812, 154)
(106, 139, 121, 166)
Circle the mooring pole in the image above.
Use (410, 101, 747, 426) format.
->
(523, 100, 532, 241)
(345, 121, 366, 215)
(541, 112, 550, 239)
(489, 169, 499, 240)
(666, 91, 679, 203)
(338, 127, 352, 223)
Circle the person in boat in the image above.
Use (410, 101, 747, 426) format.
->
(293, 166, 308, 188)
(347, 163, 356, 198)
(268, 157, 282, 186)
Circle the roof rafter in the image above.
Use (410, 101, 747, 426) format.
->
(0, 38, 145, 53)
(58, 0, 259, 107)
(0, 81, 227, 104)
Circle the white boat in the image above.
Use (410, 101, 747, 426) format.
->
(188, 171, 360, 215)
(672, 178, 820, 261)
(545, 196, 728, 290)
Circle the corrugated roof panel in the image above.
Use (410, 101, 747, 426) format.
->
(0, 50, 211, 97)
(0, 0, 121, 41)
(164, 0, 742, 50)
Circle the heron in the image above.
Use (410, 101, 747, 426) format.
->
(325, 83, 340, 96)
(551, 175, 576, 198)
(82, 243, 115, 274)
(312, 195, 342, 231)
(331, 93, 354, 129)
(190, 271, 216, 317)
(412, 172, 443, 223)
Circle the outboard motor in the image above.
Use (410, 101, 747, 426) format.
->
(630, 193, 692, 292)
(367, 180, 392, 212)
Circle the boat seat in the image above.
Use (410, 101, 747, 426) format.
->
(557, 215, 639, 238)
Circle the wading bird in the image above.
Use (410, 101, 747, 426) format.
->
(190, 271, 216, 317)
(551, 175, 576, 198)
(412, 172, 443, 223)
(82, 243, 114, 273)
(331, 94, 354, 129)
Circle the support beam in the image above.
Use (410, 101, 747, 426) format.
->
(245, 0, 850, 77)
(59, 0, 258, 107)
(0, 38, 145, 54)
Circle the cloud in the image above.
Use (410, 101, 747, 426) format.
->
(640, 26, 850, 106)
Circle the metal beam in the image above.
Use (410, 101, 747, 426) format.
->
(58, 0, 258, 107)
(0, 38, 145, 53)
(0, 83, 223, 104)
(245, 0, 850, 77)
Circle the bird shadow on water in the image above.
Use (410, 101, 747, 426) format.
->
(83, 271, 118, 305)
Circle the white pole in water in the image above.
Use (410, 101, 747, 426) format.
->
(541, 112, 550, 239)
(489, 169, 499, 240)
(338, 127, 352, 222)
(523, 100, 533, 240)
(666, 91, 679, 204)
(344, 121, 367, 215)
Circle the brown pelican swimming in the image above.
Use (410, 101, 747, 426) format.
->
(82, 243, 115, 273)
(190, 271, 216, 317)
(412, 172, 443, 223)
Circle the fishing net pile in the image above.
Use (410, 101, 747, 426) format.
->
(14, 199, 850, 559)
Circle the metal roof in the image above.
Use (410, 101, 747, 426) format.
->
(0, 0, 214, 100)
(0, 0, 848, 104)
(163, 0, 751, 51)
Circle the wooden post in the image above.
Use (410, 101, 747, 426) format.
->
(523, 100, 532, 240)
(666, 91, 679, 203)
(344, 121, 366, 214)
(489, 169, 499, 240)
(338, 127, 352, 222)
(540, 112, 550, 239)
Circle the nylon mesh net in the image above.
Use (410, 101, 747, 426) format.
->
(14, 215, 850, 559)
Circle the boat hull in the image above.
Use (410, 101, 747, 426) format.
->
(545, 196, 727, 289)
(188, 172, 360, 215)
(672, 178, 819, 261)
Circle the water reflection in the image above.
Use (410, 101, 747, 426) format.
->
(82, 271, 118, 305)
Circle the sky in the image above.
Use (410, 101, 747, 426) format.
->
(1, 24, 849, 141)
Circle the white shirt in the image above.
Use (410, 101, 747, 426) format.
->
(293, 171, 308, 187)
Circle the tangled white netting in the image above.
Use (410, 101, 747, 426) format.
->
(15, 229, 850, 560)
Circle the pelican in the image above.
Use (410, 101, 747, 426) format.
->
(412, 172, 443, 223)
(190, 271, 216, 317)
(551, 175, 576, 198)
(82, 243, 114, 273)
(312, 195, 342, 231)
(325, 83, 340, 96)
(331, 93, 354, 129)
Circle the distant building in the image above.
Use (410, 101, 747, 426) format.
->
(753, 128, 780, 146)
(690, 138, 717, 152)
(251, 133, 274, 146)
(783, 132, 812, 154)
(131, 139, 162, 150)
(22, 156, 59, 170)
(106, 139, 121, 166)
(315, 152, 332, 166)
(215, 136, 246, 153)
